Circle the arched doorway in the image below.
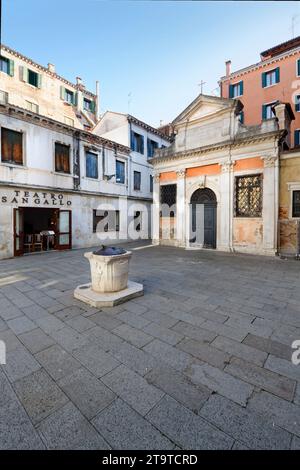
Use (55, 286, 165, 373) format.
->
(190, 188, 217, 248)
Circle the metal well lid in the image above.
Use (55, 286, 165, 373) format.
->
(93, 245, 127, 256)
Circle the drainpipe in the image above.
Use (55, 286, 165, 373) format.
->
(73, 131, 81, 190)
(96, 81, 100, 120)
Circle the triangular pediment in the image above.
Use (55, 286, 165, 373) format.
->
(172, 94, 240, 125)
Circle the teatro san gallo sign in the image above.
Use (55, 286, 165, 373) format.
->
(0, 189, 72, 206)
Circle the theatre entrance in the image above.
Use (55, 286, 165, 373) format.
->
(13, 207, 72, 256)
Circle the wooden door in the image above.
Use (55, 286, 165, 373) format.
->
(203, 204, 216, 249)
(13, 208, 24, 256)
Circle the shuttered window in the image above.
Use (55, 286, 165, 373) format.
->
(262, 102, 276, 120)
(295, 130, 300, 147)
(295, 95, 300, 112)
(130, 131, 144, 154)
(55, 143, 70, 173)
(147, 138, 159, 158)
(1, 128, 23, 165)
(83, 98, 95, 112)
(262, 68, 280, 87)
(297, 59, 300, 77)
(86, 151, 98, 179)
(0, 56, 14, 76)
(116, 160, 125, 184)
(61, 86, 77, 105)
(134, 171, 141, 190)
(150, 175, 153, 193)
(229, 81, 243, 98)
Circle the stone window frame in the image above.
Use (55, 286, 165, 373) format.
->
(0, 123, 26, 168)
(234, 172, 263, 218)
(53, 139, 73, 176)
(288, 182, 300, 219)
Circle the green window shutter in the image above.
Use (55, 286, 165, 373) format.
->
(8, 59, 14, 77)
(275, 67, 280, 83)
(296, 95, 300, 112)
(297, 59, 300, 76)
(90, 100, 96, 113)
(239, 80, 244, 96)
(37, 73, 42, 89)
(262, 104, 267, 120)
(22, 66, 28, 83)
(229, 84, 233, 98)
(73, 92, 78, 106)
(60, 86, 65, 100)
(262, 72, 266, 88)
(239, 111, 244, 124)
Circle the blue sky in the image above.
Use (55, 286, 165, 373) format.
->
(2, 0, 300, 126)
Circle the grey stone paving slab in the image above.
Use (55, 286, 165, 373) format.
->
(248, 391, 300, 437)
(265, 355, 300, 382)
(58, 368, 115, 420)
(190, 307, 229, 324)
(18, 328, 55, 354)
(13, 368, 69, 424)
(92, 398, 175, 450)
(291, 436, 300, 450)
(147, 395, 233, 450)
(0, 328, 23, 352)
(35, 314, 65, 334)
(0, 305, 23, 321)
(232, 441, 250, 450)
(112, 323, 153, 348)
(117, 310, 151, 329)
(65, 315, 95, 332)
(187, 362, 254, 406)
(49, 326, 89, 353)
(123, 301, 149, 315)
(89, 311, 123, 331)
(177, 338, 230, 369)
(145, 365, 211, 413)
(55, 306, 85, 321)
(225, 357, 296, 401)
(35, 344, 81, 381)
(200, 319, 248, 342)
(3, 346, 41, 382)
(72, 342, 120, 378)
(200, 394, 292, 450)
(0, 398, 45, 449)
(21, 304, 49, 320)
(172, 321, 217, 343)
(102, 364, 164, 416)
(7, 315, 36, 335)
(107, 341, 159, 376)
(243, 333, 292, 361)
(142, 322, 184, 346)
(143, 339, 193, 372)
(167, 309, 206, 327)
(212, 335, 268, 367)
(142, 309, 179, 328)
(37, 402, 109, 449)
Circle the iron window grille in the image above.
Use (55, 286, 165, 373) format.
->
(292, 190, 300, 218)
(160, 184, 177, 217)
(235, 174, 263, 217)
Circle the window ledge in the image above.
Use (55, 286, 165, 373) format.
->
(0, 162, 26, 169)
(84, 176, 100, 182)
(52, 171, 73, 178)
(263, 83, 278, 89)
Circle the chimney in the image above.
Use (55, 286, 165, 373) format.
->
(48, 63, 55, 73)
(96, 81, 100, 120)
(225, 60, 231, 77)
(76, 77, 82, 86)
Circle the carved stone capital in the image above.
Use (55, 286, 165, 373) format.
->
(261, 155, 278, 168)
(220, 160, 235, 172)
(153, 173, 160, 183)
(176, 168, 186, 179)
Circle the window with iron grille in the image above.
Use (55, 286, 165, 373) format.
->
(292, 191, 300, 218)
(235, 174, 262, 217)
(160, 184, 176, 217)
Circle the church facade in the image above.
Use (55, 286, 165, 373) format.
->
(150, 95, 287, 256)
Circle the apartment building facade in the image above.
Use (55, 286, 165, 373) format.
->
(0, 44, 98, 130)
(93, 111, 172, 201)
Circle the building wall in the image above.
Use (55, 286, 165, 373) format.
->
(220, 48, 300, 146)
(0, 45, 97, 129)
(279, 153, 300, 254)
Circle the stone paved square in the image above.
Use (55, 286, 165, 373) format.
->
(0, 243, 300, 449)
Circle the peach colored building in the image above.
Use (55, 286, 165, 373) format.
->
(220, 36, 300, 148)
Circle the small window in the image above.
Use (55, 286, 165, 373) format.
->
(130, 131, 144, 154)
(26, 101, 39, 113)
(0, 56, 13, 76)
(65, 89, 74, 104)
(295, 95, 300, 113)
(64, 116, 74, 127)
(134, 170, 141, 190)
(147, 138, 159, 158)
(160, 184, 177, 217)
(150, 175, 153, 193)
(262, 102, 276, 120)
(292, 191, 300, 217)
(0, 90, 8, 104)
(55, 142, 70, 173)
(235, 174, 262, 217)
(1, 127, 23, 165)
(134, 211, 141, 232)
(93, 209, 120, 233)
(28, 69, 39, 87)
(229, 81, 243, 98)
(297, 58, 300, 77)
(238, 111, 244, 124)
(116, 160, 125, 184)
(262, 68, 280, 87)
(295, 130, 300, 147)
(83, 98, 94, 112)
(86, 151, 98, 179)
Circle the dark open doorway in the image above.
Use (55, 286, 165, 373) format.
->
(13, 207, 72, 256)
(190, 188, 217, 249)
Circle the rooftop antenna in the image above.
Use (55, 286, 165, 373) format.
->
(198, 80, 206, 95)
(128, 92, 132, 114)
(291, 14, 299, 38)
